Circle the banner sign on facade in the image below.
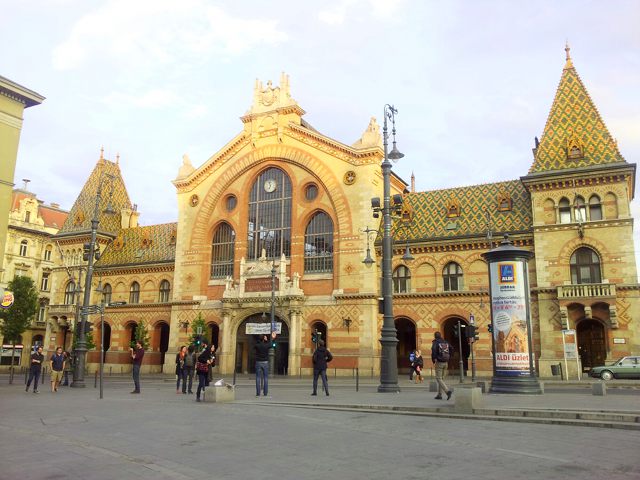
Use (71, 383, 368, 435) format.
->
(562, 329, 578, 359)
(246, 322, 282, 335)
(490, 261, 530, 376)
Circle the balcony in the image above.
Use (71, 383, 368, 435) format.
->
(557, 283, 616, 300)
(47, 304, 77, 317)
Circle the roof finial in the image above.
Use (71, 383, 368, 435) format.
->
(564, 40, 573, 69)
(100, 146, 104, 161)
(116, 152, 120, 164)
(411, 171, 415, 193)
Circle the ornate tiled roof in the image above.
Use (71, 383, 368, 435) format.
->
(58, 157, 133, 236)
(97, 222, 177, 268)
(529, 46, 625, 174)
(391, 180, 532, 241)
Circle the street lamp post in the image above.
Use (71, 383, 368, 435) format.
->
(377, 104, 404, 393)
(71, 174, 114, 388)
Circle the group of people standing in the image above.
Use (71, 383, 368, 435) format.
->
(408, 332, 454, 400)
(25, 346, 72, 393)
(175, 342, 216, 402)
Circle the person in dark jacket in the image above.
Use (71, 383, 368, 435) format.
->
(413, 349, 424, 383)
(26, 346, 44, 393)
(311, 340, 333, 396)
(183, 345, 196, 394)
(196, 343, 212, 402)
(431, 332, 453, 400)
(175, 346, 187, 394)
(254, 333, 274, 396)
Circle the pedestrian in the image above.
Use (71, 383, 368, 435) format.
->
(183, 345, 196, 394)
(431, 332, 453, 400)
(254, 333, 274, 397)
(62, 351, 72, 386)
(195, 342, 212, 402)
(414, 349, 424, 383)
(175, 345, 187, 394)
(26, 346, 44, 393)
(207, 344, 217, 385)
(408, 349, 416, 381)
(130, 340, 145, 394)
(49, 346, 65, 392)
(311, 339, 333, 396)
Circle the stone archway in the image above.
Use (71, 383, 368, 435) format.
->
(577, 319, 607, 371)
(394, 317, 416, 375)
(442, 317, 470, 376)
(235, 314, 290, 375)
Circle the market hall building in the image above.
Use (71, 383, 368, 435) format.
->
(40, 48, 637, 379)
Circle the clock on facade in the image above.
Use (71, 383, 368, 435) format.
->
(264, 179, 277, 193)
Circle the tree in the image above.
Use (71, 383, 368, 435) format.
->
(72, 330, 96, 351)
(0, 276, 39, 384)
(190, 312, 206, 348)
(130, 321, 150, 350)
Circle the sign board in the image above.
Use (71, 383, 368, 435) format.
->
(1, 291, 14, 309)
(613, 338, 626, 344)
(469, 313, 475, 325)
(489, 261, 531, 376)
(562, 329, 578, 359)
(245, 277, 279, 292)
(246, 322, 282, 335)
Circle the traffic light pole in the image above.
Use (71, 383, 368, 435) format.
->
(457, 320, 464, 384)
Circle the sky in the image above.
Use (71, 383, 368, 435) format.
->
(3, 0, 640, 272)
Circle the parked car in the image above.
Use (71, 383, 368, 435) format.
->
(589, 356, 640, 380)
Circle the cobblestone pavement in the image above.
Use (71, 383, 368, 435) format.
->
(1, 375, 638, 480)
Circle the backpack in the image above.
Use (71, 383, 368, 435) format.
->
(326, 350, 333, 363)
(437, 341, 451, 362)
(409, 351, 416, 363)
(184, 352, 195, 368)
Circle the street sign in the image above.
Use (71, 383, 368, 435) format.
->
(108, 301, 127, 306)
(246, 322, 282, 335)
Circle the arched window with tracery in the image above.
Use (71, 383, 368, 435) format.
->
(589, 195, 602, 221)
(211, 223, 235, 278)
(102, 283, 112, 305)
(558, 197, 571, 224)
(64, 282, 75, 305)
(304, 212, 334, 273)
(570, 247, 601, 284)
(392, 265, 411, 293)
(129, 282, 140, 304)
(443, 262, 463, 291)
(247, 167, 292, 260)
(159, 280, 171, 302)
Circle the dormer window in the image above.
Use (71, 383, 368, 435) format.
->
(497, 193, 512, 212)
(447, 202, 460, 218)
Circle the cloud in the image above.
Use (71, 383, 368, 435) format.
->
(52, 0, 288, 70)
(317, 0, 407, 25)
(102, 88, 180, 109)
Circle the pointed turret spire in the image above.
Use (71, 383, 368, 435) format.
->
(411, 172, 415, 193)
(528, 46, 625, 173)
(100, 146, 104, 161)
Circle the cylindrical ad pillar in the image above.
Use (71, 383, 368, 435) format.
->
(482, 235, 543, 394)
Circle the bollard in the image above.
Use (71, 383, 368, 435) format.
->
(356, 368, 359, 392)
(299, 367, 302, 379)
(109, 366, 112, 376)
(232, 369, 237, 386)
(592, 382, 607, 396)
(24, 369, 28, 384)
(94, 371, 98, 388)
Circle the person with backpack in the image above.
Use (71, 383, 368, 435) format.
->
(183, 345, 196, 394)
(408, 350, 416, 381)
(431, 332, 453, 400)
(311, 340, 333, 396)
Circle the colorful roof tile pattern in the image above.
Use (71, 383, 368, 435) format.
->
(58, 158, 133, 235)
(392, 180, 531, 241)
(97, 222, 177, 267)
(529, 48, 625, 173)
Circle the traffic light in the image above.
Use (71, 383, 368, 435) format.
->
(271, 340, 277, 348)
(94, 244, 101, 261)
(194, 335, 202, 346)
(466, 325, 475, 339)
(83, 322, 93, 334)
(82, 243, 91, 261)
(311, 332, 317, 343)
(487, 324, 493, 334)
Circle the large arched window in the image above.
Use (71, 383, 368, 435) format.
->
(64, 282, 75, 305)
(129, 282, 140, 304)
(159, 280, 171, 302)
(589, 195, 602, 221)
(570, 247, 601, 284)
(443, 262, 463, 291)
(393, 265, 411, 293)
(574, 196, 586, 223)
(211, 223, 235, 278)
(19, 240, 28, 256)
(247, 167, 292, 260)
(304, 212, 334, 273)
(558, 197, 571, 224)
(102, 283, 112, 305)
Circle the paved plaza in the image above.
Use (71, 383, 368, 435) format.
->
(1, 374, 639, 480)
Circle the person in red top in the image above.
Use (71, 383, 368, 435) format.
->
(130, 340, 144, 394)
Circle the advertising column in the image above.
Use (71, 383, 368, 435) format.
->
(482, 235, 542, 394)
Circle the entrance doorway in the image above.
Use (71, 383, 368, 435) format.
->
(154, 322, 170, 371)
(395, 317, 416, 374)
(577, 319, 606, 371)
(235, 314, 289, 374)
(442, 317, 470, 375)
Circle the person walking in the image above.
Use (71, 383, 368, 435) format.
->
(413, 349, 424, 383)
(195, 343, 212, 402)
(311, 340, 333, 396)
(175, 345, 187, 394)
(183, 345, 196, 394)
(49, 347, 65, 392)
(130, 340, 145, 394)
(26, 346, 44, 393)
(61, 351, 72, 386)
(431, 332, 453, 400)
(408, 349, 416, 381)
(207, 344, 217, 386)
(254, 333, 275, 397)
